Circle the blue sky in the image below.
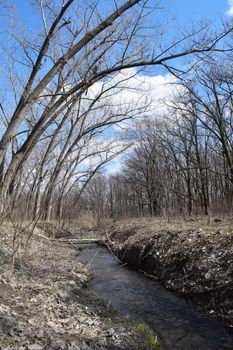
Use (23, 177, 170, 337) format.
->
(166, 0, 230, 24)
(9, 0, 232, 78)
(13, 0, 231, 26)
(1, 0, 231, 118)
(1, 0, 230, 60)
(1, 0, 232, 175)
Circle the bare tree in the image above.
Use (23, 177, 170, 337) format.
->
(0, 0, 231, 208)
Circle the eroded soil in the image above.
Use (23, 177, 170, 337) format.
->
(105, 219, 233, 326)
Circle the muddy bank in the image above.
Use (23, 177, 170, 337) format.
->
(105, 223, 233, 326)
(0, 224, 155, 350)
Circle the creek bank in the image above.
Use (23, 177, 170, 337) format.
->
(0, 223, 157, 350)
(105, 223, 233, 326)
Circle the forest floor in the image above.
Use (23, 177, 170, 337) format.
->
(105, 216, 233, 326)
(0, 222, 157, 350)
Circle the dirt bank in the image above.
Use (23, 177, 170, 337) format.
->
(0, 223, 158, 350)
(105, 221, 233, 326)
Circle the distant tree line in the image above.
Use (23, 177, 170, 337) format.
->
(83, 57, 233, 221)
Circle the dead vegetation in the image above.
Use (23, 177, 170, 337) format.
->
(0, 223, 155, 350)
(105, 217, 233, 326)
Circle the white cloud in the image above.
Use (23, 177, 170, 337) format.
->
(88, 70, 182, 175)
(52, 69, 181, 179)
(105, 158, 123, 175)
(85, 68, 180, 130)
(226, 0, 233, 16)
(87, 70, 181, 174)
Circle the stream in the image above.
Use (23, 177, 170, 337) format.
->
(78, 243, 233, 350)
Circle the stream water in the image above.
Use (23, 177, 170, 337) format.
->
(78, 243, 233, 350)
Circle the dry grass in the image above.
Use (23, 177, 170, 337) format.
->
(115, 215, 233, 235)
(0, 221, 155, 349)
(64, 213, 97, 231)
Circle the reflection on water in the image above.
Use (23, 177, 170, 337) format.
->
(78, 244, 233, 350)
